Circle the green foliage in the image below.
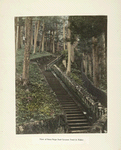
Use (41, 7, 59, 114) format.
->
(58, 63, 66, 72)
(30, 51, 52, 60)
(69, 67, 83, 86)
(16, 63, 62, 125)
(18, 17, 25, 26)
(61, 49, 68, 60)
(16, 48, 52, 74)
(68, 16, 107, 92)
(69, 16, 107, 40)
(70, 72, 83, 86)
(16, 48, 62, 125)
(16, 48, 25, 74)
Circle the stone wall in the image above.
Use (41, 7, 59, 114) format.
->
(52, 64, 107, 123)
(16, 114, 67, 134)
(81, 71, 107, 107)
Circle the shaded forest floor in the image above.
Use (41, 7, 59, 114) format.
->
(57, 61, 84, 87)
(57, 57, 107, 93)
(16, 48, 107, 133)
(16, 48, 65, 133)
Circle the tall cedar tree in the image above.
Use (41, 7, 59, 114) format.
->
(42, 20, 45, 52)
(52, 30, 55, 53)
(56, 23, 59, 51)
(69, 16, 107, 87)
(66, 19, 71, 75)
(15, 17, 17, 52)
(33, 20, 40, 53)
(22, 17, 32, 85)
(63, 19, 65, 50)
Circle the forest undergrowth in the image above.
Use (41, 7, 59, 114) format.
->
(59, 50, 107, 93)
(16, 48, 63, 128)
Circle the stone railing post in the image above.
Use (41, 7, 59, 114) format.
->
(51, 64, 107, 124)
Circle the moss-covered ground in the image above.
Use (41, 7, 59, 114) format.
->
(59, 49, 107, 92)
(16, 48, 63, 126)
(57, 61, 84, 87)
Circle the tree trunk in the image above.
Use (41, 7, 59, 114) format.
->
(25, 18, 27, 39)
(98, 57, 101, 81)
(74, 37, 78, 51)
(33, 21, 37, 51)
(31, 22, 33, 47)
(42, 32, 45, 52)
(51, 31, 53, 52)
(52, 31, 55, 53)
(22, 17, 32, 86)
(39, 36, 42, 52)
(101, 32, 106, 79)
(92, 37, 96, 86)
(18, 25, 21, 49)
(83, 53, 85, 72)
(42, 21, 45, 52)
(33, 20, 40, 54)
(15, 17, 17, 52)
(20, 26, 23, 48)
(56, 23, 59, 52)
(88, 54, 92, 77)
(57, 42, 59, 52)
(102, 32, 106, 65)
(63, 20, 65, 50)
(71, 37, 78, 62)
(22, 24, 25, 46)
(66, 20, 71, 75)
(71, 45, 74, 63)
(46, 36, 48, 51)
(92, 37, 99, 87)
(16, 25, 19, 52)
(85, 54, 87, 76)
(49, 31, 51, 52)
(95, 42, 99, 87)
(49, 30, 53, 52)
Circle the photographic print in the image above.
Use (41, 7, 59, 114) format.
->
(15, 16, 107, 134)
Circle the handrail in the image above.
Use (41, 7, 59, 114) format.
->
(51, 64, 107, 123)
(46, 54, 64, 71)
(45, 56, 107, 129)
(81, 63, 107, 107)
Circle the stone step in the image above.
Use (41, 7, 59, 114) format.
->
(62, 106, 78, 109)
(66, 113, 83, 116)
(69, 130, 88, 133)
(65, 111, 81, 114)
(69, 126, 90, 130)
(67, 119, 87, 122)
(64, 109, 81, 112)
(60, 101, 75, 104)
(55, 93, 68, 96)
(67, 115, 86, 120)
(68, 122, 89, 126)
(40, 62, 91, 134)
(58, 98, 73, 101)
(60, 101, 74, 103)
(62, 104, 77, 107)
(62, 102, 76, 105)
(54, 91, 67, 95)
(63, 108, 80, 110)
(61, 103, 76, 106)
(57, 96, 73, 99)
(52, 88, 67, 91)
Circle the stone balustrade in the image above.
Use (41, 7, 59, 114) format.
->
(51, 64, 107, 124)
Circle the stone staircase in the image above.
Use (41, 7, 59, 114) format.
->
(35, 55, 107, 133)
(41, 70, 90, 133)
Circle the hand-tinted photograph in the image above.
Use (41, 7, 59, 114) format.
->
(15, 16, 107, 134)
